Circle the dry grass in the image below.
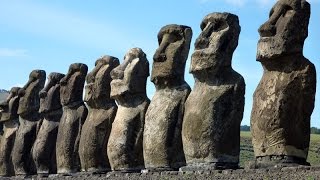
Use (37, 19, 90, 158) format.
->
(239, 131, 320, 167)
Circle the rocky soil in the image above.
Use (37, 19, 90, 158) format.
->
(5, 166, 320, 179)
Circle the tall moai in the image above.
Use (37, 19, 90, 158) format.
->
(107, 48, 150, 172)
(0, 87, 21, 176)
(143, 24, 192, 171)
(250, 0, 316, 168)
(79, 56, 119, 173)
(56, 63, 88, 174)
(32, 72, 65, 175)
(181, 13, 245, 171)
(12, 70, 46, 175)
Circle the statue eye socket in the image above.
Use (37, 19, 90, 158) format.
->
(212, 20, 228, 32)
(159, 32, 183, 44)
(95, 60, 99, 66)
(170, 33, 183, 42)
(269, 8, 274, 18)
(283, 6, 294, 18)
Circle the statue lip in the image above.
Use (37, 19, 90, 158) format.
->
(154, 54, 167, 62)
(259, 37, 273, 41)
(193, 49, 204, 52)
(85, 83, 95, 88)
(192, 48, 215, 55)
(111, 79, 124, 84)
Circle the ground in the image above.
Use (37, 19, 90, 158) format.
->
(5, 131, 320, 179)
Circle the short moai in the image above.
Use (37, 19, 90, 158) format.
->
(107, 48, 150, 172)
(56, 63, 88, 174)
(250, 0, 316, 168)
(143, 24, 192, 171)
(12, 70, 46, 175)
(0, 87, 21, 176)
(181, 13, 245, 171)
(32, 72, 65, 175)
(79, 56, 119, 173)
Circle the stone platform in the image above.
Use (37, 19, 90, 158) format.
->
(5, 166, 320, 179)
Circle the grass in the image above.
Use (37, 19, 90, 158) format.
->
(240, 131, 320, 167)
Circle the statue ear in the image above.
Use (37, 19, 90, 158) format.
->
(80, 64, 88, 75)
(95, 59, 100, 66)
(111, 58, 120, 69)
(184, 28, 193, 44)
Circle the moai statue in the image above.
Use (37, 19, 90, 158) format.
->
(56, 63, 88, 174)
(79, 56, 119, 173)
(143, 24, 192, 171)
(32, 72, 65, 175)
(12, 70, 46, 175)
(250, 0, 316, 168)
(181, 13, 245, 171)
(107, 48, 150, 172)
(0, 87, 21, 176)
(0, 122, 2, 144)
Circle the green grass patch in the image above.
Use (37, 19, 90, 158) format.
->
(239, 131, 320, 167)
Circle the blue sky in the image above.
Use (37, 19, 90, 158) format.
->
(0, 0, 319, 126)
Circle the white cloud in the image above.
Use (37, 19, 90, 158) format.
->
(0, 48, 28, 57)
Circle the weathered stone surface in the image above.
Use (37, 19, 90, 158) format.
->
(143, 24, 192, 171)
(251, 0, 316, 167)
(12, 70, 46, 175)
(56, 63, 88, 174)
(181, 13, 245, 171)
(32, 72, 65, 175)
(79, 56, 119, 173)
(107, 48, 150, 172)
(0, 87, 21, 176)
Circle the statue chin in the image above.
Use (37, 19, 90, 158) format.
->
(257, 37, 301, 61)
(257, 38, 284, 61)
(110, 85, 129, 99)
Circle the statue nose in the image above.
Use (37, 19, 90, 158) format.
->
(111, 68, 124, 80)
(195, 37, 209, 50)
(259, 22, 276, 37)
(153, 42, 169, 62)
(154, 34, 172, 62)
(18, 89, 26, 97)
(39, 91, 48, 98)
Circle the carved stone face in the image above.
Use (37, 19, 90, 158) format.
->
(110, 48, 149, 100)
(60, 63, 88, 106)
(39, 72, 65, 114)
(257, 0, 310, 60)
(190, 13, 240, 75)
(84, 55, 119, 108)
(18, 70, 46, 116)
(0, 87, 21, 121)
(151, 24, 192, 85)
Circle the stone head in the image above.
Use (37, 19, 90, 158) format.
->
(18, 70, 46, 116)
(0, 87, 21, 121)
(85, 55, 120, 108)
(151, 24, 192, 85)
(60, 63, 88, 106)
(39, 72, 65, 114)
(257, 0, 310, 61)
(190, 12, 240, 76)
(110, 48, 149, 100)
